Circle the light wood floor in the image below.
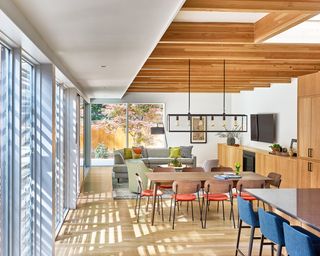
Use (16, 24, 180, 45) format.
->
(55, 167, 271, 256)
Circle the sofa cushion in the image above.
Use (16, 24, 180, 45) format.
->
(146, 148, 169, 158)
(169, 147, 181, 158)
(148, 157, 171, 164)
(113, 164, 127, 173)
(180, 146, 193, 158)
(124, 148, 133, 159)
(178, 158, 194, 164)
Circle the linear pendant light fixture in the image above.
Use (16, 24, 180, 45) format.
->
(168, 59, 247, 133)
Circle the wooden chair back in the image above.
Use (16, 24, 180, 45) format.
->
(211, 166, 233, 172)
(182, 167, 204, 172)
(172, 180, 201, 194)
(237, 179, 265, 193)
(204, 179, 233, 194)
(267, 172, 282, 188)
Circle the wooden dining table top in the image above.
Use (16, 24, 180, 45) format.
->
(146, 171, 272, 182)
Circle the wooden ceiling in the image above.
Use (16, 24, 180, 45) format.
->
(128, 0, 320, 93)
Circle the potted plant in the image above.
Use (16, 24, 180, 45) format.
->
(217, 127, 241, 146)
(170, 158, 182, 167)
(269, 144, 282, 153)
(235, 162, 241, 175)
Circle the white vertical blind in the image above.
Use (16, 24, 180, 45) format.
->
(20, 59, 35, 256)
(0, 44, 10, 256)
(55, 83, 66, 229)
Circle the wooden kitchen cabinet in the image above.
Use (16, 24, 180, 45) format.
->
(298, 159, 320, 188)
(298, 97, 311, 158)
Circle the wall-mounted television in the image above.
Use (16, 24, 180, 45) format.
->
(250, 114, 276, 143)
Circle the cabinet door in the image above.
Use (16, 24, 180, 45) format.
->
(277, 158, 298, 188)
(298, 160, 312, 188)
(298, 97, 312, 158)
(311, 96, 320, 160)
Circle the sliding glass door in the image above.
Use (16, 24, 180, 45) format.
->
(20, 59, 35, 256)
(0, 44, 10, 255)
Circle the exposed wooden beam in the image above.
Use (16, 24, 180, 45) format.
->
(254, 12, 317, 43)
(149, 43, 320, 61)
(161, 22, 254, 44)
(182, 0, 320, 12)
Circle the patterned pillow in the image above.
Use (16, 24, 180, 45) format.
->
(180, 146, 193, 158)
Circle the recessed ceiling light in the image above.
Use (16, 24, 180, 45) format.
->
(100, 65, 107, 68)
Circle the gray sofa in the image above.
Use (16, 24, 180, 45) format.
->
(113, 147, 197, 182)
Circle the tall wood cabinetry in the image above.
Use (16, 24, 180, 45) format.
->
(298, 72, 320, 188)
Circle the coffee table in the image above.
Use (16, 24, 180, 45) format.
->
(157, 164, 187, 171)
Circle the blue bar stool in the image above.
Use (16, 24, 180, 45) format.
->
(283, 223, 320, 256)
(258, 208, 289, 256)
(235, 197, 260, 256)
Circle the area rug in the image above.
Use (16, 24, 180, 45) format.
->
(112, 179, 172, 200)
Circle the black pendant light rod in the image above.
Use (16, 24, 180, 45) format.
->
(188, 59, 191, 115)
(223, 59, 226, 116)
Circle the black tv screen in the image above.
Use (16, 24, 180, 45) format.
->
(250, 114, 276, 143)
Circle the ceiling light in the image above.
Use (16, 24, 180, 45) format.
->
(168, 60, 247, 133)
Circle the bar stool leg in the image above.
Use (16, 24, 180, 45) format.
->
(137, 195, 142, 223)
(259, 234, 265, 256)
(146, 196, 150, 211)
(248, 227, 255, 256)
(160, 196, 164, 222)
(271, 244, 274, 256)
(276, 245, 282, 256)
(235, 220, 242, 256)
(204, 200, 209, 229)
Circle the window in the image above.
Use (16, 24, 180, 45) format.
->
(91, 104, 127, 162)
(55, 83, 66, 229)
(128, 104, 164, 148)
(90, 103, 165, 164)
(20, 59, 35, 255)
(0, 44, 10, 255)
(79, 97, 85, 191)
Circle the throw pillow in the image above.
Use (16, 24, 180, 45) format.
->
(124, 148, 133, 159)
(180, 146, 193, 158)
(132, 147, 142, 159)
(169, 147, 181, 158)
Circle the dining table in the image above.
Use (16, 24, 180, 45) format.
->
(245, 188, 320, 232)
(146, 171, 272, 225)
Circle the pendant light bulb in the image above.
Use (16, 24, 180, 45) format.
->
(176, 116, 180, 127)
(234, 116, 238, 128)
(222, 115, 226, 128)
(198, 116, 203, 126)
(211, 116, 215, 128)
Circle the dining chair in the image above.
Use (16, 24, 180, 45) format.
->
(283, 223, 320, 256)
(267, 172, 282, 188)
(235, 197, 260, 256)
(211, 166, 233, 172)
(258, 208, 289, 256)
(202, 179, 235, 228)
(134, 173, 164, 223)
(153, 167, 175, 189)
(202, 159, 219, 172)
(182, 167, 205, 172)
(169, 180, 202, 229)
(236, 179, 265, 201)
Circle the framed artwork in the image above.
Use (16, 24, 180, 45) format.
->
(190, 116, 207, 144)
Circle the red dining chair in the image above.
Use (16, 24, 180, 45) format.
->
(203, 179, 235, 228)
(134, 173, 164, 223)
(169, 180, 202, 229)
(153, 167, 175, 189)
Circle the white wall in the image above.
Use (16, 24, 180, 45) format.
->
(231, 79, 297, 151)
(121, 93, 232, 166)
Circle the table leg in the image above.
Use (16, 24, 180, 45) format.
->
(151, 182, 159, 226)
